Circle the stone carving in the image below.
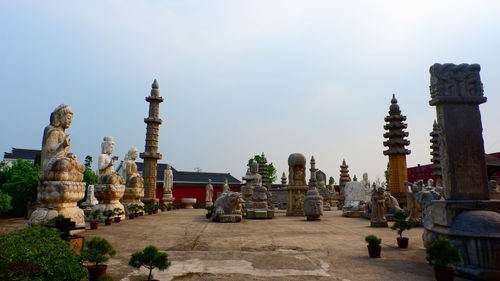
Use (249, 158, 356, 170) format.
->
(205, 179, 214, 206)
(304, 188, 323, 220)
(342, 179, 366, 217)
(213, 191, 244, 223)
(405, 181, 423, 226)
(429, 63, 484, 100)
(92, 137, 126, 220)
(315, 171, 327, 190)
(244, 161, 274, 219)
(370, 186, 388, 227)
(222, 178, 230, 193)
(328, 177, 336, 191)
(315, 172, 337, 210)
(286, 153, 309, 216)
(489, 180, 500, 200)
(361, 172, 372, 202)
(29, 105, 86, 227)
(281, 172, 287, 185)
(81, 184, 98, 209)
(121, 147, 144, 212)
(162, 164, 174, 204)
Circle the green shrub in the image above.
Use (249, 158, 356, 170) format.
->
(81, 237, 116, 267)
(89, 209, 102, 222)
(0, 159, 39, 217)
(365, 235, 382, 247)
(97, 273, 114, 281)
(391, 211, 413, 238)
(205, 205, 215, 212)
(426, 238, 461, 267)
(0, 190, 12, 214)
(0, 225, 88, 280)
(102, 209, 116, 219)
(129, 245, 171, 281)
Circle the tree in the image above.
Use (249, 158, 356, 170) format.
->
(129, 246, 171, 281)
(80, 155, 98, 205)
(0, 159, 39, 217)
(247, 154, 277, 184)
(0, 225, 88, 281)
(81, 237, 116, 267)
(0, 190, 12, 214)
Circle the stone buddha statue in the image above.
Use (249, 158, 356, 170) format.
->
(122, 147, 143, 187)
(98, 136, 124, 185)
(205, 179, 214, 203)
(222, 178, 230, 193)
(288, 153, 307, 186)
(39, 104, 84, 182)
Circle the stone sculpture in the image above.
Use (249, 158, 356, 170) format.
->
(304, 188, 323, 220)
(205, 179, 214, 206)
(370, 186, 388, 227)
(342, 179, 367, 217)
(244, 161, 274, 219)
(92, 137, 126, 220)
(162, 164, 174, 204)
(361, 172, 372, 202)
(81, 184, 98, 210)
(213, 191, 244, 222)
(328, 177, 336, 191)
(29, 104, 86, 227)
(121, 147, 144, 213)
(222, 178, 230, 193)
(489, 180, 500, 200)
(286, 153, 309, 216)
(405, 180, 423, 226)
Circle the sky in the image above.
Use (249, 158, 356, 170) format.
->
(1, 0, 500, 183)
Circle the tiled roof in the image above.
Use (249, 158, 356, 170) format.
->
(3, 148, 40, 161)
(136, 162, 240, 184)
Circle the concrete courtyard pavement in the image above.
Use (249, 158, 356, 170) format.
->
(81, 209, 470, 281)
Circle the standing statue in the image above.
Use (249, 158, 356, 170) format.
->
(205, 179, 214, 206)
(361, 172, 372, 202)
(405, 181, 423, 226)
(98, 136, 124, 184)
(29, 104, 86, 227)
(121, 147, 144, 212)
(370, 186, 388, 227)
(162, 164, 174, 204)
(222, 178, 230, 193)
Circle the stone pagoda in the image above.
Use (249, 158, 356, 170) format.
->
(257, 152, 269, 185)
(424, 63, 500, 280)
(308, 156, 317, 187)
(383, 94, 411, 207)
(429, 120, 442, 186)
(140, 79, 163, 204)
(339, 159, 351, 193)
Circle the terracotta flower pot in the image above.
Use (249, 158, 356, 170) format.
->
(367, 245, 381, 258)
(139, 212, 144, 216)
(206, 212, 212, 219)
(87, 264, 107, 281)
(114, 217, 121, 223)
(104, 218, 112, 225)
(433, 266, 454, 281)
(153, 209, 158, 214)
(90, 222, 99, 230)
(129, 214, 135, 219)
(397, 237, 409, 248)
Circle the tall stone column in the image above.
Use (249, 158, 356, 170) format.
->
(339, 159, 351, 193)
(140, 79, 163, 204)
(308, 156, 317, 187)
(425, 63, 500, 280)
(383, 94, 411, 207)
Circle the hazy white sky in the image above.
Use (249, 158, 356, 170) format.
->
(1, 0, 500, 183)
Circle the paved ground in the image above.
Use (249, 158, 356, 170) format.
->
(1, 209, 470, 281)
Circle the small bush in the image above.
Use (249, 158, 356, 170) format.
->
(426, 238, 461, 267)
(0, 225, 88, 281)
(81, 237, 116, 267)
(129, 245, 171, 281)
(391, 211, 413, 238)
(89, 209, 102, 222)
(365, 235, 382, 247)
(0, 190, 12, 214)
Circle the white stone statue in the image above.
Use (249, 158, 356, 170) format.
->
(222, 178, 230, 193)
(205, 179, 214, 205)
(162, 164, 174, 204)
(243, 161, 262, 187)
(81, 184, 98, 208)
(342, 179, 367, 217)
(121, 147, 144, 211)
(98, 136, 124, 185)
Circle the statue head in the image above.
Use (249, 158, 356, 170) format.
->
(329, 177, 335, 185)
(249, 160, 259, 174)
(377, 186, 385, 194)
(52, 104, 73, 129)
(362, 172, 368, 181)
(427, 179, 434, 187)
(101, 136, 115, 154)
(127, 147, 138, 161)
(166, 164, 171, 171)
(224, 178, 228, 184)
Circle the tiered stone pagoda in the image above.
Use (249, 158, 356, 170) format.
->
(140, 79, 163, 204)
(257, 153, 269, 185)
(383, 94, 411, 207)
(429, 120, 442, 186)
(308, 156, 317, 187)
(339, 159, 351, 192)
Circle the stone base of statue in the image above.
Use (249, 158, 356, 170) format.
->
(92, 184, 126, 221)
(141, 197, 159, 205)
(121, 187, 144, 215)
(286, 186, 309, 216)
(342, 201, 366, 217)
(162, 191, 174, 205)
(246, 209, 274, 219)
(214, 213, 242, 223)
(424, 200, 500, 280)
(370, 220, 388, 227)
(205, 201, 213, 207)
(28, 181, 86, 227)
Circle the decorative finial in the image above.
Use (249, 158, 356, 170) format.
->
(152, 79, 159, 89)
(391, 93, 397, 104)
(342, 159, 346, 165)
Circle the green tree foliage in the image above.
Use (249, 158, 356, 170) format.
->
(247, 154, 277, 184)
(0, 225, 88, 281)
(0, 159, 39, 217)
(80, 155, 98, 205)
(129, 245, 171, 281)
(81, 237, 116, 267)
(391, 211, 413, 238)
(365, 235, 382, 247)
(426, 238, 461, 267)
(0, 190, 13, 214)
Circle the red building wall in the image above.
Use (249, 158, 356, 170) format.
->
(155, 185, 241, 204)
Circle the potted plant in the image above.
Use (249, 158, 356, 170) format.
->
(138, 204, 145, 216)
(365, 234, 382, 258)
(391, 211, 413, 248)
(113, 208, 124, 223)
(166, 203, 173, 211)
(102, 210, 115, 226)
(81, 237, 116, 281)
(152, 204, 159, 214)
(128, 245, 171, 281)
(205, 205, 215, 219)
(127, 205, 137, 219)
(426, 238, 461, 281)
(89, 210, 102, 230)
(159, 203, 166, 212)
